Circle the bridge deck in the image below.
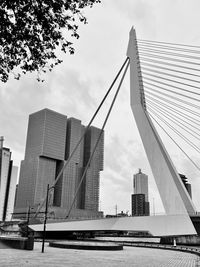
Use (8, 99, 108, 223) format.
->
(30, 214, 196, 236)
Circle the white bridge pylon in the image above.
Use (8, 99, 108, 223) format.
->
(30, 28, 198, 237)
(127, 27, 196, 216)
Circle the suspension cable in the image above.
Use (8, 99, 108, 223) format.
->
(138, 43, 200, 55)
(143, 71, 200, 91)
(147, 102, 200, 141)
(139, 52, 200, 66)
(33, 57, 130, 219)
(144, 84, 200, 103)
(138, 39, 200, 49)
(140, 57, 200, 72)
(148, 112, 200, 172)
(142, 66, 200, 85)
(148, 107, 200, 154)
(138, 47, 200, 61)
(137, 38, 200, 173)
(145, 88, 200, 111)
(144, 81, 200, 101)
(145, 94, 200, 118)
(65, 60, 130, 219)
(140, 62, 200, 78)
(147, 98, 200, 128)
(143, 76, 200, 100)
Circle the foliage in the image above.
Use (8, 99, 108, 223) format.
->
(0, 0, 100, 82)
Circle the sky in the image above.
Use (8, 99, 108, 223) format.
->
(1, 0, 200, 215)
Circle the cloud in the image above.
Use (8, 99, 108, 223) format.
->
(0, 76, 49, 152)
(0, 66, 100, 164)
(110, 0, 157, 38)
(100, 132, 164, 214)
(2, 0, 200, 215)
(112, 0, 153, 21)
(44, 66, 98, 121)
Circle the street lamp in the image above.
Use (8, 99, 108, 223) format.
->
(41, 184, 54, 253)
(26, 206, 31, 237)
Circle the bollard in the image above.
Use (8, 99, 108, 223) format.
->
(173, 238, 176, 247)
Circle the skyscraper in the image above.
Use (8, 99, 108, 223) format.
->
(133, 168, 148, 201)
(14, 109, 104, 219)
(15, 109, 67, 212)
(131, 194, 146, 216)
(83, 126, 104, 211)
(131, 169, 150, 216)
(179, 174, 192, 199)
(0, 137, 18, 221)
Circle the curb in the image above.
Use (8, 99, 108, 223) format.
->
(119, 242, 200, 257)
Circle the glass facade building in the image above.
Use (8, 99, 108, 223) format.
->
(0, 141, 18, 221)
(14, 109, 104, 219)
(132, 169, 150, 216)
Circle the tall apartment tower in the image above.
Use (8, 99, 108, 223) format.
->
(0, 137, 18, 221)
(131, 169, 150, 216)
(14, 109, 104, 219)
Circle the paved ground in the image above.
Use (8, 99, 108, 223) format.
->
(0, 242, 200, 266)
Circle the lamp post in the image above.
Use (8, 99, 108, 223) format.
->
(27, 205, 31, 237)
(41, 184, 54, 253)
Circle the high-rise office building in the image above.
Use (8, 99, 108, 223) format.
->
(15, 109, 67, 212)
(14, 109, 104, 219)
(0, 137, 18, 221)
(179, 174, 192, 199)
(83, 126, 104, 211)
(131, 169, 150, 216)
(131, 194, 145, 216)
(133, 168, 148, 201)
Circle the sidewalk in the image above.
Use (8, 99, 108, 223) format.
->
(0, 241, 199, 266)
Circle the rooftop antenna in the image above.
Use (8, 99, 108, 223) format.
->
(0, 136, 4, 149)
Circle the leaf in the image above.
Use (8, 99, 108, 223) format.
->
(0, 0, 101, 82)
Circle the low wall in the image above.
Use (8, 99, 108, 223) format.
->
(49, 240, 123, 251)
(160, 235, 200, 245)
(0, 236, 34, 250)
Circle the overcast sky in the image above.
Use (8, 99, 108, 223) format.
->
(1, 0, 200, 215)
